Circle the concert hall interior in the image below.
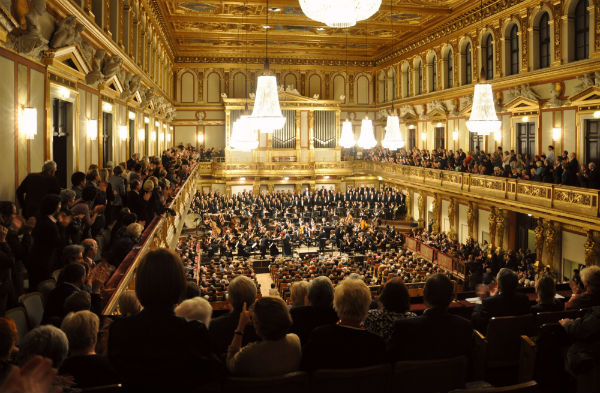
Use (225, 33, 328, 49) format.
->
(0, 0, 599, 392)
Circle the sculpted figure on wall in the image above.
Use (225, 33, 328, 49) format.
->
(405, 191, 412, 221)
(576, 73, 595, 92)
(447, 198, 457, 241)
(467, 201, 476, 240)
(546, 83, 563, 108)
(431, 196, 440, 233)
(85, 49, 105, 85)
(488, 207, 497, 250)
(544, 221, 560, 267)
(534, 218, 544, 263)
(140, 87, 156, 108)
(584, 230, 598, 266)
(49, 15, 81, 49)
(120, 73, 141, 101)
(102, 54, 122, 80)
(417, 194, 424, 228)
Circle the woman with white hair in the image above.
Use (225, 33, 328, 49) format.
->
(175, 297, 213, 327)
(301, 278, 385, 370)
(17, 325, 68, 369)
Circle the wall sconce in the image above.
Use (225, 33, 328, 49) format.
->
(119, 125, 127, 141)
(594, 111, 600, 119)
(102, 102, 113, 113)
(154, 121, 159, 127)
(421, 132, 427, 141)
(166, 134, 172, 143)
(378, 176, 383, 181)
(494, 130, 502, 142)
(58, 86, 70, 100)
(128, 111, 136, 120)
(87, 119, 98, 140)
(284, 176, 289, 181)
(197, 134, 204, 143)
(436, 122, 443, 128)
(150, 131, 157, 142)
(170, 126, 173, 131)
(324, 175, 330, 179)
(552, 127, 561, 141)
(21, 107, 37, 140)
(138, 129, 145, 141)
(408, 124, 416, 129)
(240, 177, 246, 181)
(452, 130, 459, 141)
(144, 117, 150, 124)
(522, 116, 529, 122)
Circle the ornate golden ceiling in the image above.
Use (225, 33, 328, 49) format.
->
(155, 0, 473, 62)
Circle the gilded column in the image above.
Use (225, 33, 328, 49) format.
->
(495, 209, 505, 250)
(448, 198, 457, 241)
(544, 222, 561, 270)
(405, 190, 412, 221)
(555, 3, 564, 65)
(494, 27, 502, 78)
(417, 193, 425, 229)
(584, 230, 598, 266)
(432, 195, 440, 233)
(488, 207, 497, 250)
(467, 201, 476, 240)
(534, 218, 545, 263)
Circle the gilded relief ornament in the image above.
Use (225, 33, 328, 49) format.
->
(584, 230, 598, 267)
(467, 202, 475, 239)
(534, 218, 544, 263)
(495, 209, 505, 250)
(544, 221, 559, 266)
(488, 207, 497, 250)
(405, 191, 412, 221)
(448, 198, 457, 241)
(417, 193, 424, 229)
(432, 196, 440, 233)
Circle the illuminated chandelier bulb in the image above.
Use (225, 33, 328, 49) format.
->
(230, 115, 259, 151)
(381, 113, 405, 150)
(339, 120, 356, 148)
(357, 116, 376, 149)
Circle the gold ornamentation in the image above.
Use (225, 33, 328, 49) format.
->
(432, 195, 440, 233)
(405, 191, 412, 221)
(417, 193, 425, 229)
(448, 198, 457, 241)
(488, 207, 497, 250)
(495, 209, 505, 249)
(585, 230, 598, 266)
(467, 201, 476, 239)
(534, 218, 544, 263)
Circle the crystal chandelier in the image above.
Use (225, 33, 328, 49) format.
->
(339, 120, 356, 148)
(249, 0, 285, 133)
(230, 115, 258, 151)
(300, 0, 382, 28)
(382, 112, 405, 150)
(357, 116, 377, 149)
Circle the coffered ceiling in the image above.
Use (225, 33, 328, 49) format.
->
(154, 0, 474, 62)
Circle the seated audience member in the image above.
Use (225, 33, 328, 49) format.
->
(108, 248, 221, 393)
(531, 275, 563, 313)
(63, 290, 92, 315)
(290, 276, 338, 345)
(471, 268, 530, 332)
(60, 311, 119, 389)
(17, 326, 68, 369)
(302, 278, 386, 370)
(209, 275, 259, 356)
(289, 281, 309, 308)
(107, 223, 143, 266)
(565, 265, 600, 310)
(227, 297, 301, 377)
(0, 318, 18, 385)
(364, 277, 416, 342)
(118, 289, 141, 317)
(388, 274, 473, 361)
(184, 281, 201, 300)
(269, 283, 279, 297)
(175, 297, 213, 327)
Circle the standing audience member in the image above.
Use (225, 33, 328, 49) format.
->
(16, 161, 60, 219)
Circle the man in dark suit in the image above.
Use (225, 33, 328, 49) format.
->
(208, 275, 259, 357)
(16, 161, 60, 218)
(290, 276, 338, 345)
(471, 268, 530, 332)
(388, 274, 473, 362)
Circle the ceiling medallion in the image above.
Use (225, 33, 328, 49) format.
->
(299, 0, 382, 28)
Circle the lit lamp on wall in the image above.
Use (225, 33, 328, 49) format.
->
(167, 133, 172, 143)
(21, 107, 37, 140)
(87, 119, 98, 140)
(197, 133, 204, 144)
(144, 117, 149, 124)
(128, 111, 136, 120)
(594, 111, 600, 119)
(119, 125, 127, 141)
(452, 130, 459, 141)
(421, 132, 427, 141)
(138, 129, 145, 141)
(102, 102, 113, 113)
(552, 127, 561, 142)
(150, 131, 157, 142)
(58, 86, 70, 100)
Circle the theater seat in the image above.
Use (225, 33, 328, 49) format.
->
(449, 380, 538, 393)
(534, 309, 584, 329)
(221, 371, 309, 393)
(310, 364, 391, 393)
(392, 356, 468, 393)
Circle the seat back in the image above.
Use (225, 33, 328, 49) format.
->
(310, 364, 391, 393)
(486, 315, 535, 366)
(392, 356, 468, 393)
(19, 292, 44, 328)
(449, 380, 538, 393)
(5, 307, 29, 345)
(535, 309, 583, 328)
(222, 371, 309, 393)
(36, 279, 56, 304)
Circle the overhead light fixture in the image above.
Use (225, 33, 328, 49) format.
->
(119, 125, 127, 141)
(230, 115, 259, 151)
(128, 111, 136, 120)
(339, 120, 356, 148)
(382, 112, 404, 150)
(594, 111, 600, 119)
(21, 107, 37, 140)
(378, 176, 382, 181)
(465, 0, 501, 137)
(452, 130, 459, 141)
(299, 0, 382, 28)
(250, 0, 286, 133)
(102, 102, 113, 113)
(357, 116, 376, 149)
(87, 119, 98, 140)
(138, 129, 145, 140)
(552, 127, 561, 141)
(58, 86, 70, 100)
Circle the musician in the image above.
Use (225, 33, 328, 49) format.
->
(282, 230, 293, 257)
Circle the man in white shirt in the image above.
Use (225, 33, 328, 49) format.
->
(547, 145, 555, 165)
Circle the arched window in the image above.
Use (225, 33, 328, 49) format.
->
(431, 55, 437, 92)
(539, 13, 550, 68)
(575, 0, 589, 61)
(447, 50, 453, 88)
(464, 43, 472, 85)
(509, 25, 519, 75)
(484, 34, 494, 80)
(417, 61, 423, 94)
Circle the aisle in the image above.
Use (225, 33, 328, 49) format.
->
(256, 273, 274, 297)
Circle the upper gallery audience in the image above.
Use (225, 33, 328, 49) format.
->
(302, 278, 386, 370)
(227, 297, 301, 377)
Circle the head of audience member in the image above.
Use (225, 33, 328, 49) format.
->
(580, 265, 600, 295)
(252, 297, 292, 341)
(535, 275, 556, 305)
(379, 277, 411, 314)
(58, 261, 87, 289)
(63, 244, 84, 266)
(308, 276, 334, 308)
(40, 194, 61, 217)
(126, 223, 144, 242)
(118, 290, 141, 317)
(135, 248, 186, 311)
(64, 290, 91, 315)
(185, 281, 201, 300)
(497, 268, 519, 295)
(60, 311, 99, 356)
(423, 274, 454, 310)
(81, 239, 98, 261)
(0, 318, 17, 361)
(175, 297, 213, 327)
(42, 160, 57, 176)
(290, 281, 309, 307)
(227, 275, 257, 313)
(59, 189, 76, 209)
(71, 171, 86, 189)
(333, 278, 371, 326)
(17, 325, 68, 368)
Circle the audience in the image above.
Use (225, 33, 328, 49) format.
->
(531, 275, 563, 313)
(289, 281, 309, 308)
(290, 276, 338, 345)
(175, 297, 213, 327)
(17, 326, 68, 369)
(565, 265, 600, 310)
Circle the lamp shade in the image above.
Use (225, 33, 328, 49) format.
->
(250, 75, 286, 133)
(339, 120, 356, 148)
(22, 107, 37, 140)
(230, 115, 259, 151)
(466, 83, 501, 136)
(381, 114, 405, 150)
(87, 119, 98, 140)
(119, 125, 127, 141)
(357, 117, 377, 149)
